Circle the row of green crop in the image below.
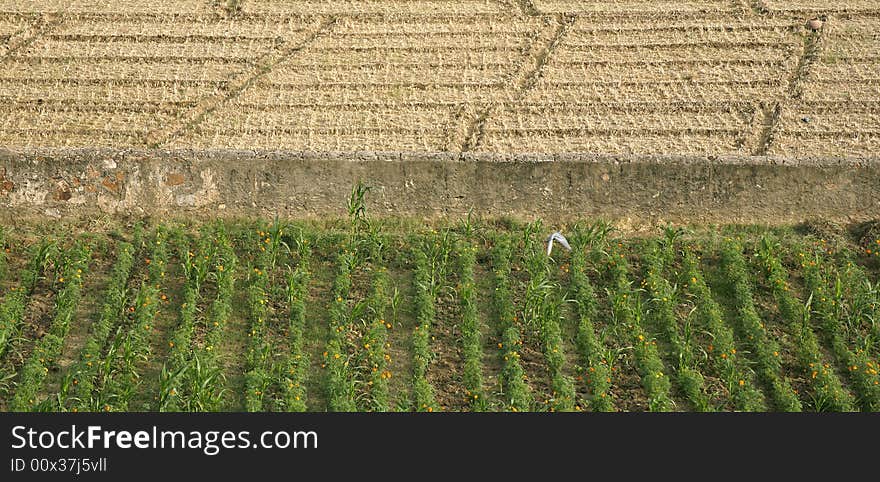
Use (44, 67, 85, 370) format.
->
(754, 238, 856, 411)
(278, 237, 311, 412)
(244, 225, 281, 412)
(199, 230, 238, 411)
(833, 257, 880, 360)
(523, 237, 575, 412)
(11, 242, 92, 411)
(160, 226, 233, 412)
(802, 246, 880, 411)
(357, 266, 392, 411)
(0, 241, 57, 360)
(276, 230, 312, 412)
(409, 231, 455, 412)
(324, 249, 358, 411)
(682, 249, 767, 411)
(570, 241, 614, 412)
(63, 235, 139, 411)
(158, 231, 201, 411)
(456, 240, 486, 411)
(491, 236, 531, 411)
(93, 227, 168, 411)
(606, 242, 673, 411)
(642, 241, 712, 411)
(411, 246, 439, 412)
(720, 240, 802, 411)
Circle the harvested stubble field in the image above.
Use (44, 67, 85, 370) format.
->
(0, 0, 876, 157)
(0, 212, 879, 412)
(2, 2, 880, 414)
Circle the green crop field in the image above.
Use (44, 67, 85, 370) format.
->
(1, 187, 878, 412)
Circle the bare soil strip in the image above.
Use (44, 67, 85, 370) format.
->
(385, 266, 416, 411)
(474, 262, 504, 410)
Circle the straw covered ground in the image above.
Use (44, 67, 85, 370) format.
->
(0, 0, 877, 158)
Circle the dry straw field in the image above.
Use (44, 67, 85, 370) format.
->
(0, 0, 877, 158)
(2, 2, 880, 415)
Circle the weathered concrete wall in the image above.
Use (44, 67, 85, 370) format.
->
(0, 148, 878, 224)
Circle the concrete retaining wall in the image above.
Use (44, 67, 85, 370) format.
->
(1, 148, 878, 224)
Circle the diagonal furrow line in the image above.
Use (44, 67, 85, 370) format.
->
(146, 16, 337, 148)
(514, 0, 540, 16)
(459, 14, 573, 152)
(753, 25, 824, 156)
(1, 13, 64, 61)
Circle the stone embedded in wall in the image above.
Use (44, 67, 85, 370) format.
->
(100, 171, 125, 195)
(54, 189, 72, 201)
(101, 177, 119, 193)
(52, 179, 73, 201)
(175, 193, 196, 206)
(165, 173, 185, 186)
(0, 168, 13, 194)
